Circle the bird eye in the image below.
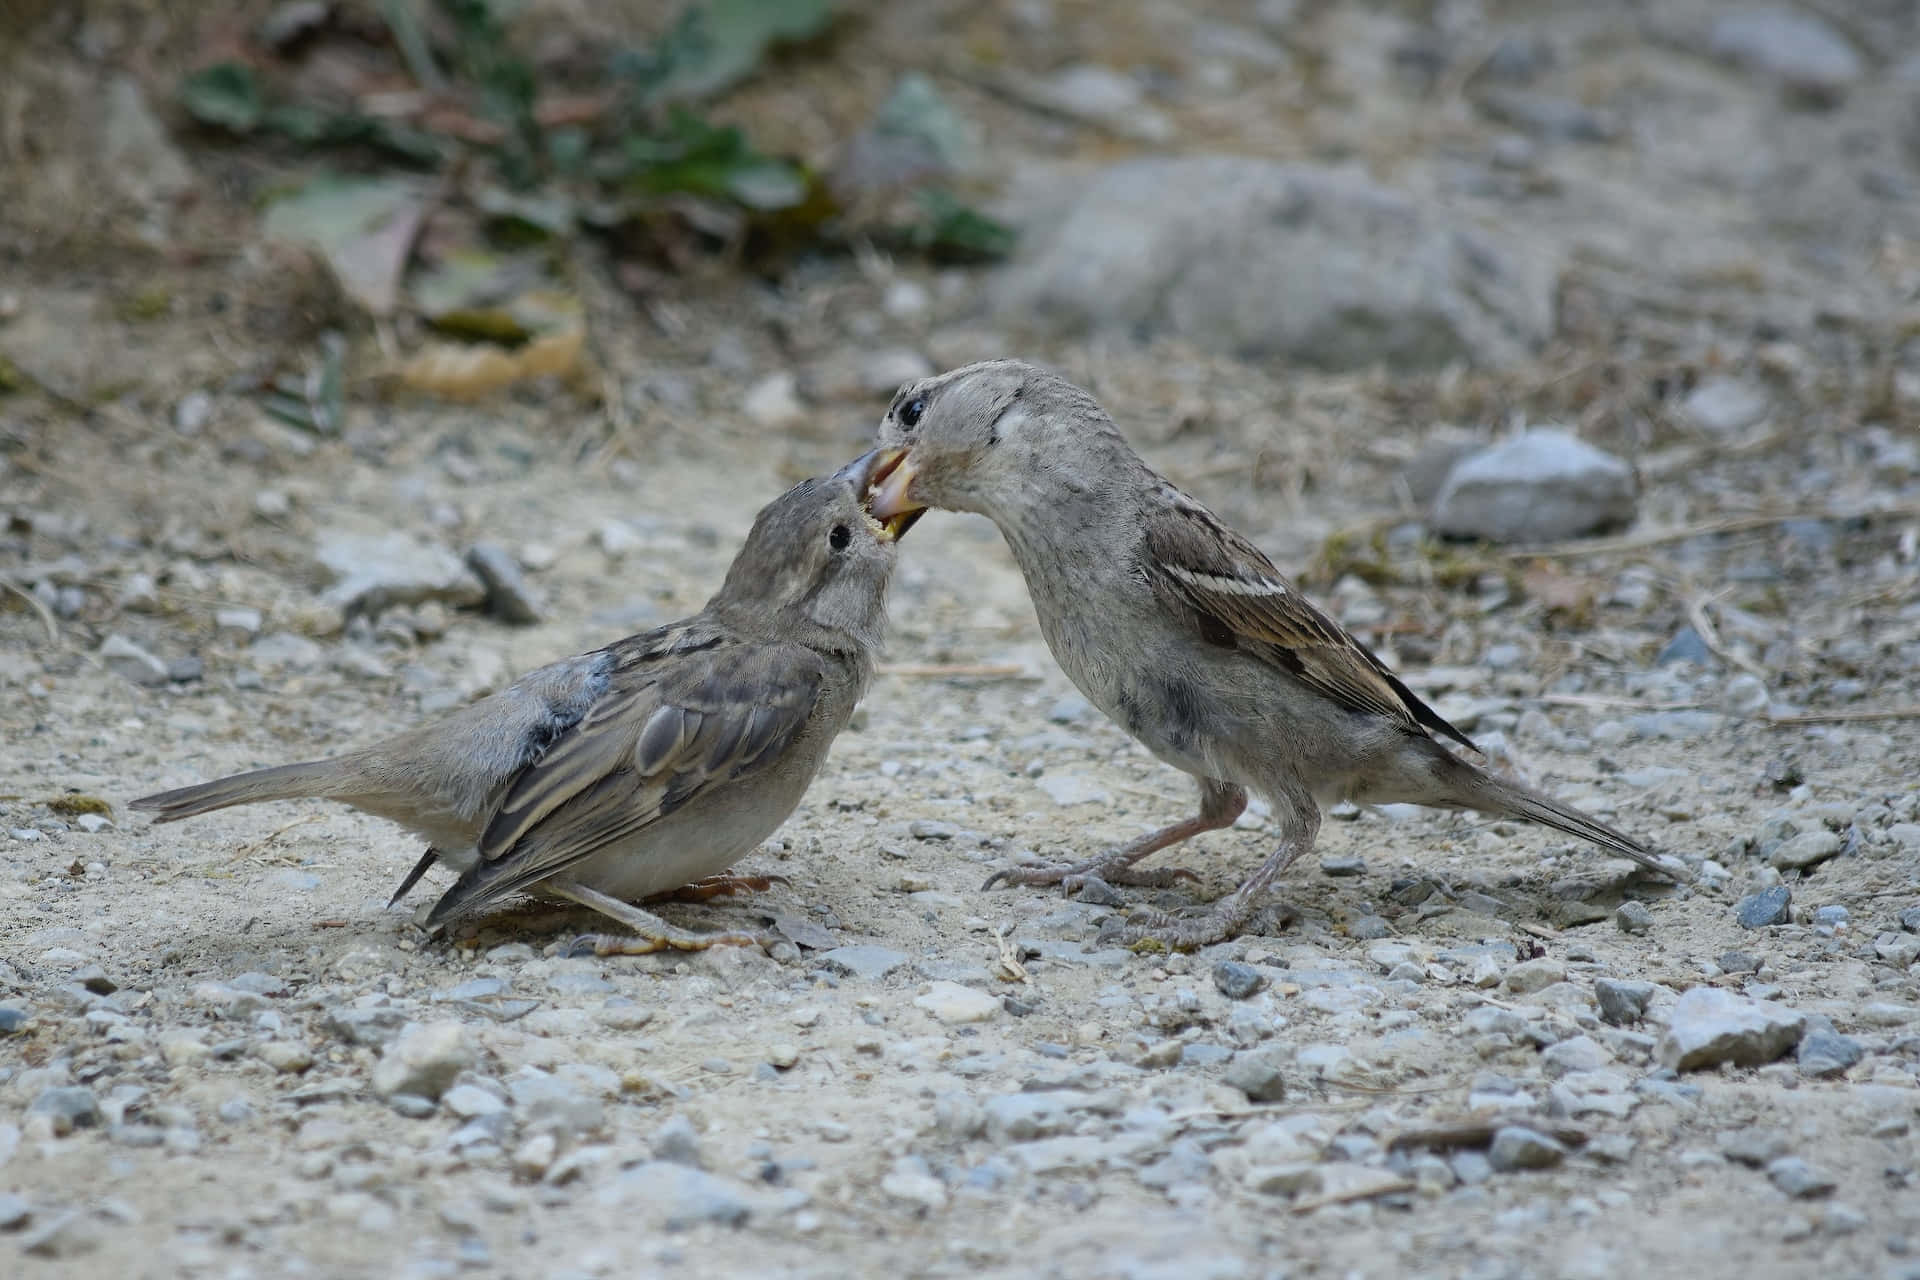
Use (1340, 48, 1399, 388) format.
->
(828, 524, 852, 551)
(898, 396, 926, 429)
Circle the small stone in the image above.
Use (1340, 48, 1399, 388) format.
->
(1487, 1126, 1566, 1171)
(1046, 694, 1091, 723)
(28, 1086, 101, 1136)
(819, 946, 908, 981)
(650, 1114, 704, 1168)
(0, 1192, 29, 1229)
(214, 606, 264, 637)
(1615, 902, 1654, 935)
(593, 1162, 755, 1230)
(116, 572, 159, 611)
(1320, 856, 1366, 877)
(313, 530, 485, 616)
(1541, 1035, 1610, 1076)
(1721, 674, 1771, 717)
(370, 1021, 477, 1100)
(254, 1040, 313, 1074)
(908, 820, 959, 841)
(1348, 914, 1391, 940)
(742, 372, 804, 427)
(98, 633, 170, 686)
(1657, 626, 1713, 667)
(1767, 1156, 1837, 1199)
(1876, 933, 1920, 968)
(513, 1133, 557, 1178)
(1505, 958, 1567, 994)
(1708, 8, 1863, 103)
(1772, 830, 1842, 871)
(1681, 377, 1769, 434)
(387, 1094, 436, 1119)
(465, 543, 544, 625)
(18, 1210, 100, 1258)
(767, 1042, 799, 1070)
(1657, 987, 1806, 1071)
(1035, 774, 1111, 806)
(1224, 1045, 1289, 1103)
(982, 1094, 1074, 1143)
(167, 655, 203, 683)
(1811, 904, 1850, 930)
(880, 1155, 949, 1212)
(253, 489, 293, 520)
(1212, 960, 1266, 1000)
(443, 1085, 506, 1119)
(1737, 885, 1793, 929)
(914, 981, 1000, 1024)
(1431, 430, 1636, 544)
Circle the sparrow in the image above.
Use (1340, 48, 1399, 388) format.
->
(132, 452, 921, 955)
(864, 359, 1686, 949)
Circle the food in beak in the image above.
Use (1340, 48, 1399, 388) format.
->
(864, 448, 926, 541)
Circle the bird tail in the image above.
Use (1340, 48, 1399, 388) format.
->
(1431, 752, 1690, 882)
(130, 760, 353, 824)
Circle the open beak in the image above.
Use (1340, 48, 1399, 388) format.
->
(863, 448, 926, 542)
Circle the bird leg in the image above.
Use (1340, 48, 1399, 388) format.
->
(552, 881, 760, 957)
(648, 873, 790, 904)
(1101, 789, 1320, 951)
(983, 780, 1246, 894)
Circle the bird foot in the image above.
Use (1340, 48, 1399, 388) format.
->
(563, 927, 761, 958)
(648, 873, 790, 904)
(982, 859, 1199, 892)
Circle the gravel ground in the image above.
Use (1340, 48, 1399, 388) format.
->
(4, 2, 1920, 1277)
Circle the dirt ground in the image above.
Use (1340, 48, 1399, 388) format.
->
(3, 2, 1920, 1278)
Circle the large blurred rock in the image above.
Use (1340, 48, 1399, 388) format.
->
(991, 157, 1555, 370)
(1707, 8, 1862, 104)
(1430, 430, 1637, 544)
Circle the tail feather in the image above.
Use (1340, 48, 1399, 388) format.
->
(1430, 751, 1690, 883)
(130, 760, 349, 824)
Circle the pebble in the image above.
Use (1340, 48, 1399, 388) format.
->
(819, 946, 908, 981)
(650, 1115, 704, 1168)
(1707, 8, 1863, 102)
(1767, 1156, 1838, 1199)
(465, 543, 545, 625)
(1657, 987, 1806, 1071)
(914, 981, 1000, 1024)
(1319, 856, 1366, 877)
(314, 530, 485, 615)
(1681, 377, 1770, 434)
(592, 1162, 755, 1230)
(254, 1040, 313, 1074)
(28, 1086, 101, 1135)
(908, 820, 959, 841)
(98, 633, 170, 686)
(1615, 902, 1654, 935)
(370, 1021, 477, 1100)
(1721, 673, 1771, 717)
(1505, 958, 1567, 994)
(1431, 431, 1636, 544)
(1224, 1045, 1289, 1102)
(1035, 774, 1111, 806)
(1212, 960, 1266, 1000)
(1772, 830, 1842, 871)
(1487, 1126, 1567, 1171)
(1737, 885, 1793, 929)
(0, 1192, 29, 1229)
(19, 1210, 100, 1258)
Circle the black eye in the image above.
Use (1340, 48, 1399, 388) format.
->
(898, 396, 926, 429)
(828, 524, 851, 551)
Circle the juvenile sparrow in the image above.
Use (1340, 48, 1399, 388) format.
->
(133, 452, 921, 955)
(866, 360, 1685, 949)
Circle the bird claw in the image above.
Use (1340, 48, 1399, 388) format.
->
(1094, 894, 1283, 952)
(648, 873, 790, 904)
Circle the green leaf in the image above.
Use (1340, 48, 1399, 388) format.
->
(625, 0, 838, 107)
(902, 189, 1016, 262)
(607, 111, 809, 211)
(874, 72, 980, 175)
(179, 63, 264, 133)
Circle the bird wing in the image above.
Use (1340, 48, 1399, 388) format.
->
(1142, 487, 1476, 752)
(426, 636, 827, 921)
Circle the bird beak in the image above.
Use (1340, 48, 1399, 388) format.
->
(865, 448, 926, 541)
(840, 449, 924, 542)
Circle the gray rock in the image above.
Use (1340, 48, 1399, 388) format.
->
(28, 1086, 101, 1134)
(1721, 674, 1771, 717)
(983, 1093, 1075, 1143)
(1319, 856, 1366, 877)
(325, 1006, 408, 1047)
(1000, 63, 1171, 143)
(507, 1070, 602, 1137)
(908, 820, 959, 841)
(1430, 431, 1636, 544)
(1212, 960, 1266, 1000)
(1504, 957, 1567, 994)
(465, 544, 544, 625)
(98, 634, 170, 686)
(1903, 905, 1920, 933)
(1876, 932, 1920, 968)
(818, 946, 908, 981)
(1772, 830, 1841, 871)
(593, 1161, 756, 1229)
(1720, 1130, 1789, 1167)
(1707, 9, 1862, 102)
(991, 157, 1554, 371)
(18, 1209, 100, 1259)
(1736, 885, 1792, 929)
(1615, 902, 1654, 935)
(1657, 626, 1713, 667)
(314, 530, 485, 616)
(1681, 377, 1770, 434)
(1766, 1156, 1837, 1199)
(1657, 987, 1806, 1071)
(0, 1191, 29, 1229)
(370, 1021, 477, 1100)
(651, 1114, 704, 1168)
(1487, 1126, 1567, 1171)
(1047, 695, 1092, 723)
(1475, 89, 1617, 142)
(1541, 1035, 1610, 1076)
(1224, 1045, 1289, 1102)
(1810, 904, 1849, 930)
